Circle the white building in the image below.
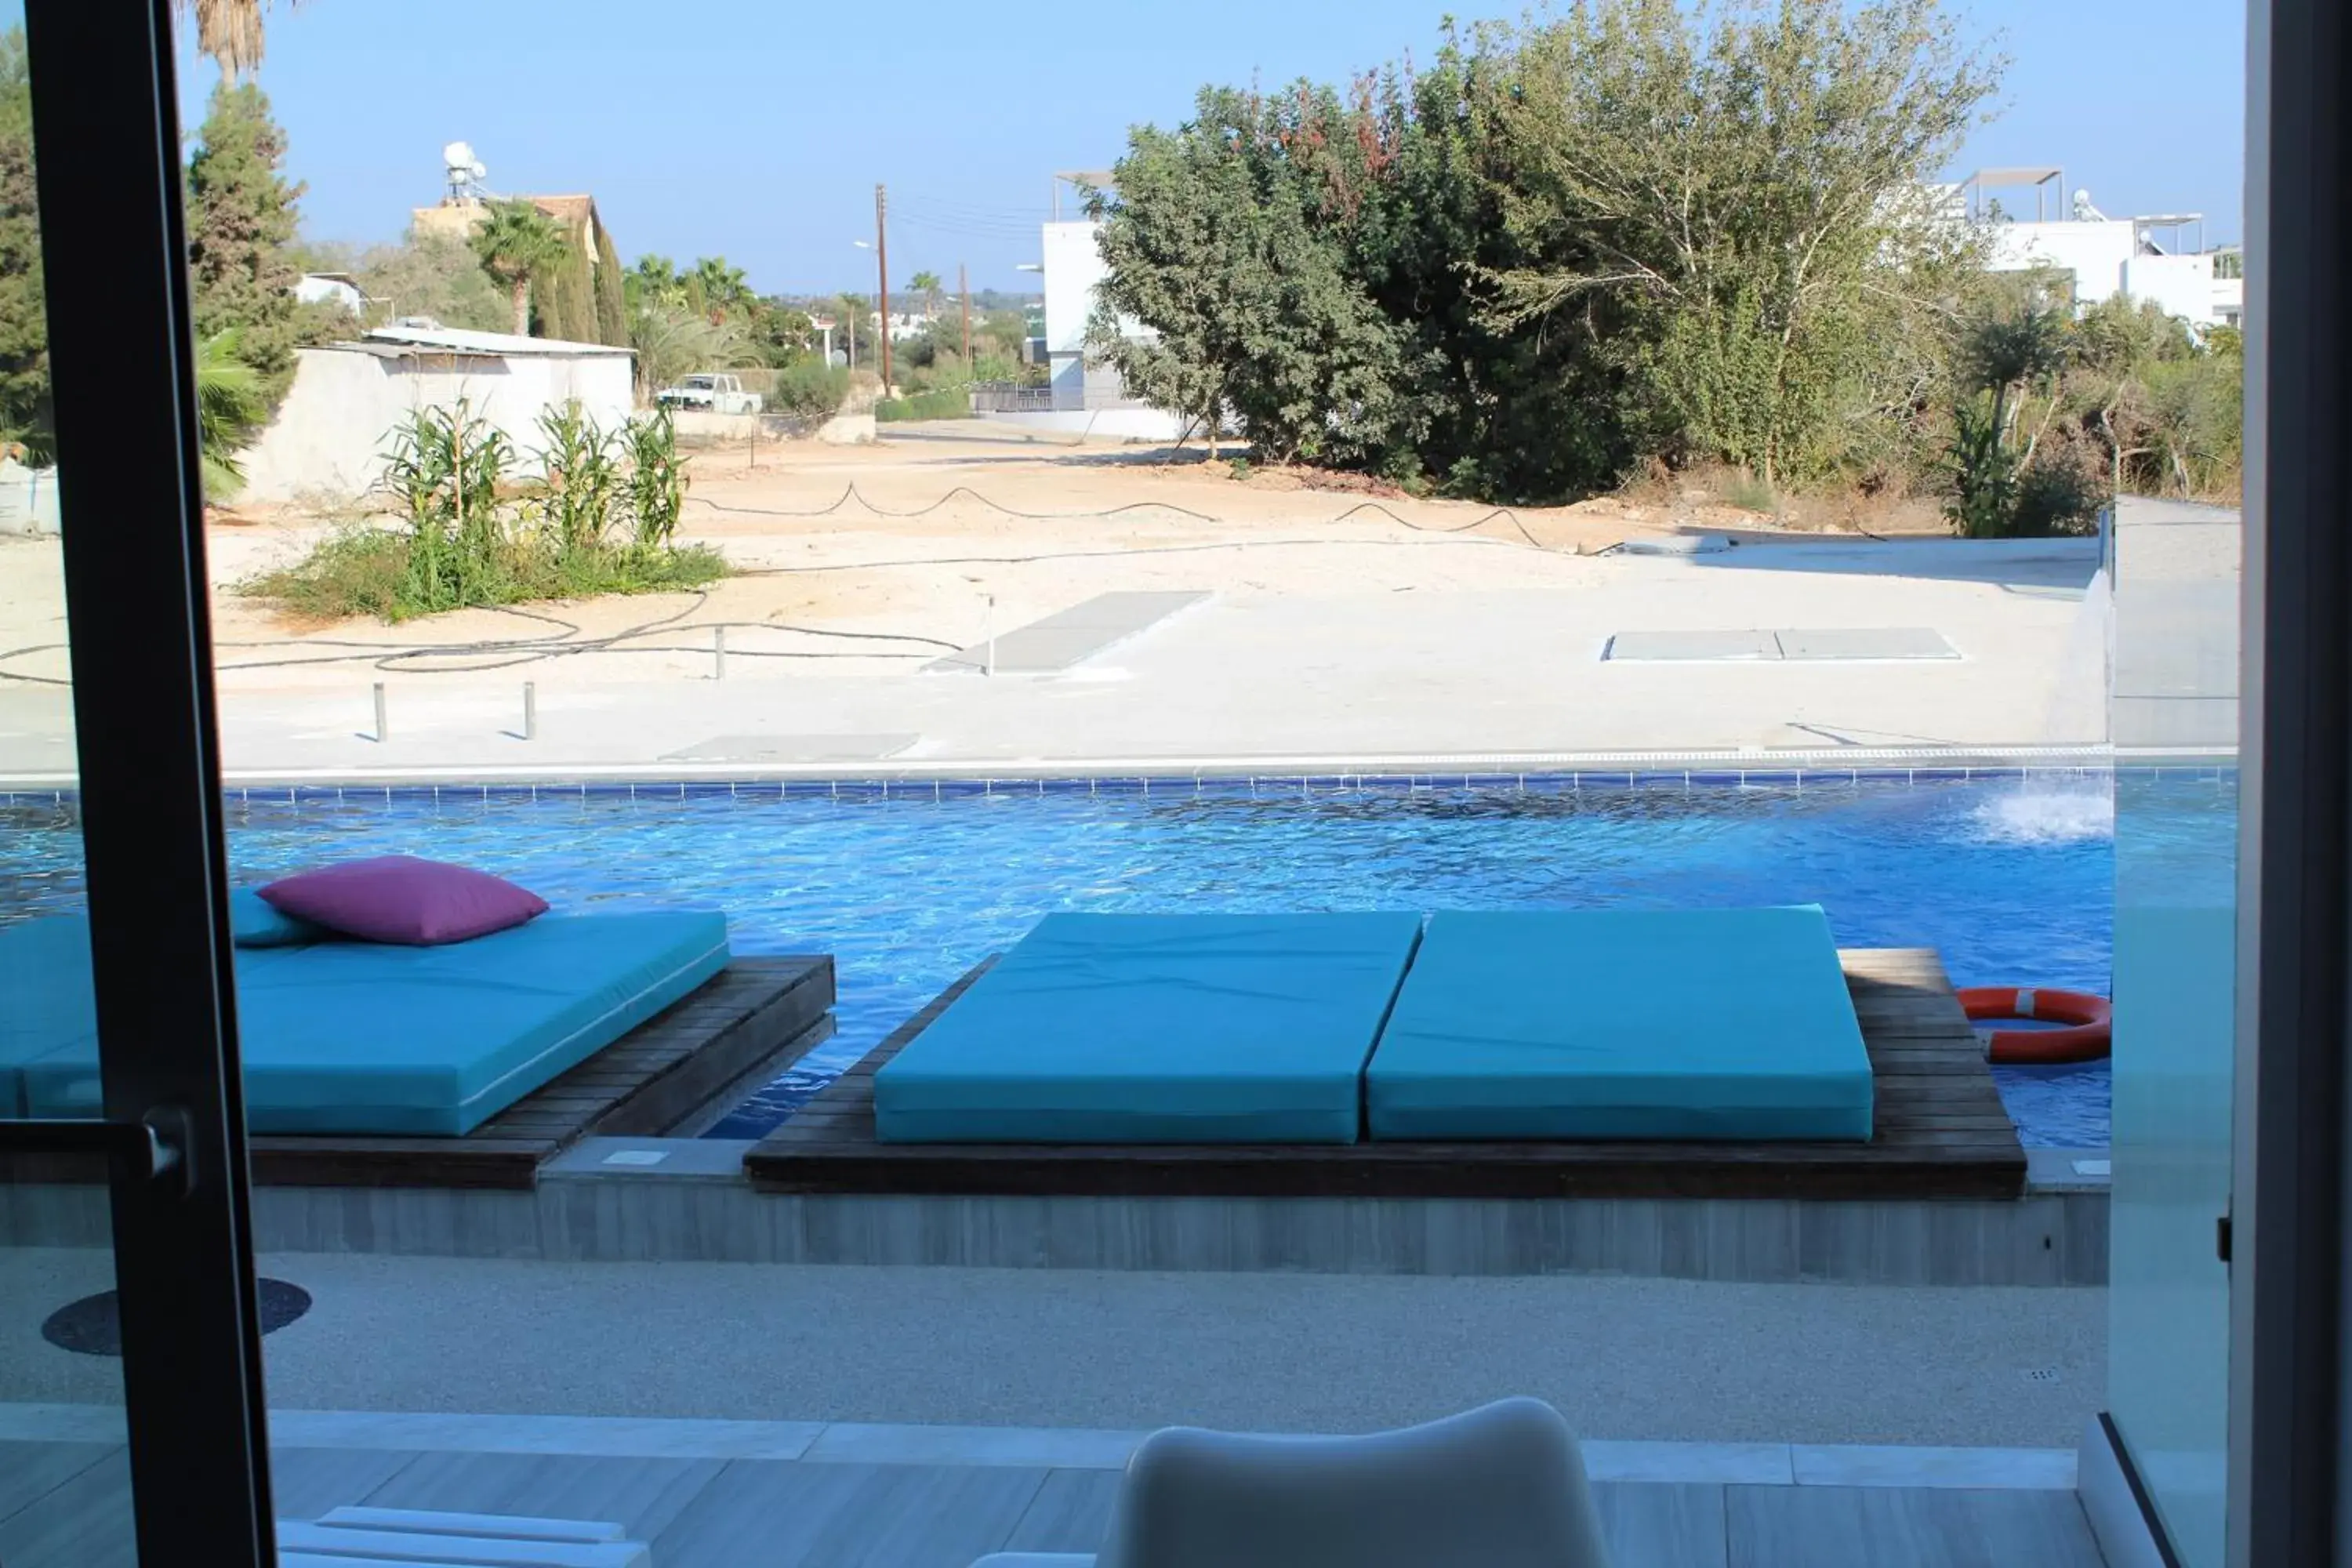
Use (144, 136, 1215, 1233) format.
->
(294, 272, 366, 316)
(1040, 217, 1118, 411)
(238, 322, 635, 504)
(1022, 171, 1185, 440)
(1960, 167, 2244, 328)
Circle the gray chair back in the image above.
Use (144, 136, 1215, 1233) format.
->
(1094, 1396, 1612, 1568)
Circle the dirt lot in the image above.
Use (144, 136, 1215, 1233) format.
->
(5, 423, 2086, 775)
(169, 426, 1766, 697)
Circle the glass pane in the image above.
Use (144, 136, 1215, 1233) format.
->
(2107, 497, 2239, 1568)
(176, 3, 2238, 1564)
(0, 5, 140, 1561)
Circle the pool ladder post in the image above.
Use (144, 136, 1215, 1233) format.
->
(372, 682, 387, 743)
(522, 681, 536, 742)
(985, 595, 996, 678)
(714, 626, 727, 682)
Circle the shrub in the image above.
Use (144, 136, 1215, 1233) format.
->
(873, 387, 970, 423)
(768, 360, 851, 420)
(2010, 447, 2106, 537)
(1941, 394, 2017, 538)
(244, 401, 725, 621)
(1721, 470, 1779, 516)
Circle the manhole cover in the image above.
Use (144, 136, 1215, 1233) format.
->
(42, 1279, 311, 1357)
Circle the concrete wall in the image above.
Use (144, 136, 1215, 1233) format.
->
(240, 347, 635, 503)
(1987, 220, 2137, 304)
(2122, 253, 2236, 328)
(0, 459, 61, 535)
(978, 408, 1189, 441)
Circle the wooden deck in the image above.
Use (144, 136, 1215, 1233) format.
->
(245, 956, 836, 1191)
(745, 949, 2027, 1202)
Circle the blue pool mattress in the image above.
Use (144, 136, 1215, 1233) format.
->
(7, 910, 731, 1135)
(0, 914, 101, 1118)
(874, 912, 1426, 1144)
(1365, 908, 1874, 1142)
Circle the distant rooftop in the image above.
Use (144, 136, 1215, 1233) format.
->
(350, 322, 633, 358)
(1963, 165, 2064, 187)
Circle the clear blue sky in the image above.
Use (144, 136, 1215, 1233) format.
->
(167, 0, 2245, 297)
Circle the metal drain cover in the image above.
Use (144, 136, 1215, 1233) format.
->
(42, 1279, 312, 1356)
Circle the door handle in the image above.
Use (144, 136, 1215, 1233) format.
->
(0, 1107, 193, 1196)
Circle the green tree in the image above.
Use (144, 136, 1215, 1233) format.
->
(1477, 0, 2000, 487)
(909, 269, 945, 321)
(1943, 300, 2102, 535)
(352, 228, 510, 332)
(470, 200, 571, 336)
(592, 224, 630, 348)
(1957, 303, 2068, 452)
(628, 301, 754, 400)
(690, 256, 752, 322)
(1090, 86, 1421, 466)
(831, 292, 875, 368)
(627, 255, 686, 311)
(532, 227, 597, 342)
(186, 80, 324, 405)
(0, 29, 48, 456)
(750, 299, 815, 365)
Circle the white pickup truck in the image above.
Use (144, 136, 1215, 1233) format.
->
(655, 372, 764, 415)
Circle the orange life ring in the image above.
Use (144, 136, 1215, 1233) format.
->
(1958, 986, 2112, 1065)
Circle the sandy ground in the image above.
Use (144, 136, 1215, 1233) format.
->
(203, 428, 1700, 691)
(0, 423, 2114, 776)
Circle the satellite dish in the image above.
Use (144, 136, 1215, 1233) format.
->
(470, 161, 487, 180)
(444, 141, 476, 172)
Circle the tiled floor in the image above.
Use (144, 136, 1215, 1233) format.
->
(0, 1414, 2111, 1568)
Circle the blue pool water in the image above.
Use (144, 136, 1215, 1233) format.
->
(0, 774, 2201, 1147)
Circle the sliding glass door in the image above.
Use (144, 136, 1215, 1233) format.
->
(0, 2, 273, 1563)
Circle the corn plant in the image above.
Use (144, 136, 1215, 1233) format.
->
(621, 407, 688, 548)
(377, 401, 514, 611)
(534, 399, 622, 558)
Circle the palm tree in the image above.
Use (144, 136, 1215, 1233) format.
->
(630, 255, 685, 310)
(690, 256, 750, 324)
(628, 303, 753, 401)
(909, 270, 944, 322)
(470, 201, 570, 338)
(193, 328, 266, 498)
(175, 0, 303, 82)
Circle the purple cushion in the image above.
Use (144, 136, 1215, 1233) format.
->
(258, 856, 549, 946)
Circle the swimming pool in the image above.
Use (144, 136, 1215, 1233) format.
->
(1, 771, 2210, 1148)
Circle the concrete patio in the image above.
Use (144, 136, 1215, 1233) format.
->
(0, 1404, 2108, 1567)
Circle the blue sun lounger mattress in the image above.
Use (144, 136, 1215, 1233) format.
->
(0, 913, 103, 1118)
(1366, 908, 1873, 1142)
(5, 910, 731, 1135)
(875, 912, 1425, 1143)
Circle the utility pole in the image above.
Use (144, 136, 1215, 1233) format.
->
(960, 262, 971, 366)
(875, 183, 892, 393)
